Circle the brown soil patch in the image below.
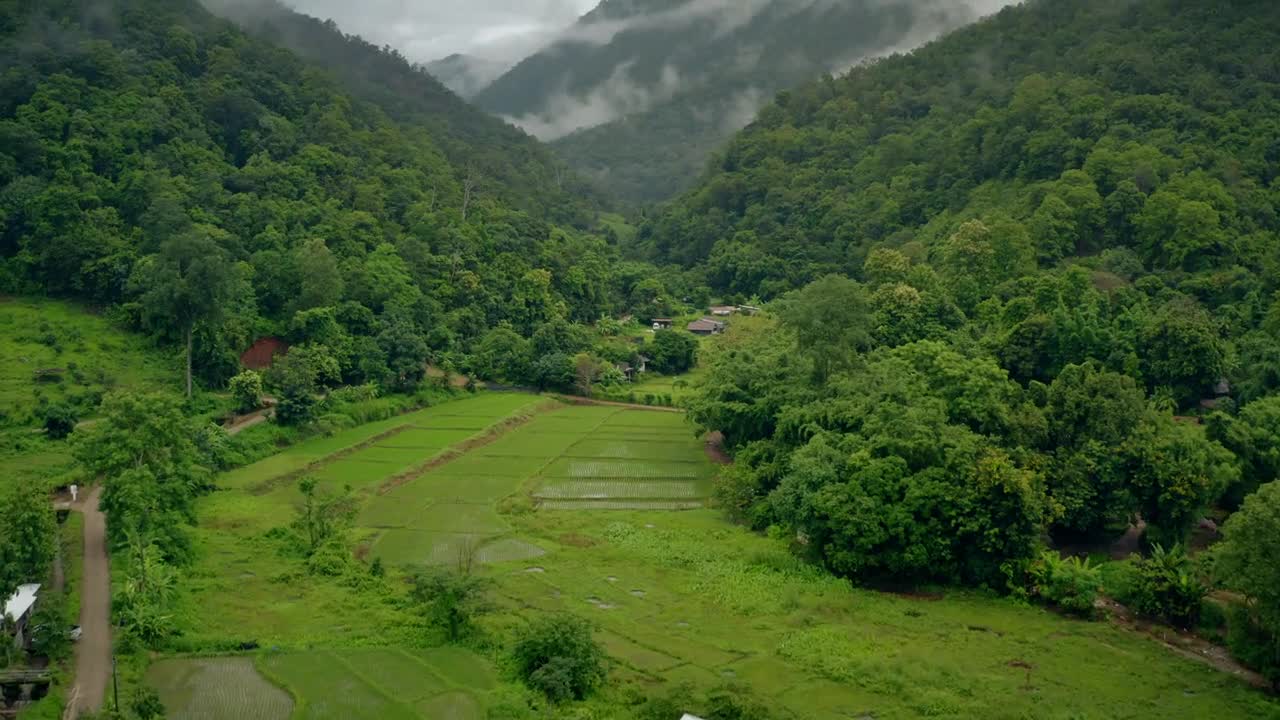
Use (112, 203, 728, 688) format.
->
(558, 533, 599, 548)
(375, 400, 561, 496)
(704, 431, 731, 465)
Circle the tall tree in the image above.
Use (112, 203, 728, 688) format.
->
(0, 482, 56, 593)
(74, 392, 209, 559)
(131, 227, 236, 397)
(776, 275, 871, 383)
(1214, 481, 1280, 689)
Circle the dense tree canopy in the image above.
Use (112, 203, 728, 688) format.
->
(0, 0, 691, 399)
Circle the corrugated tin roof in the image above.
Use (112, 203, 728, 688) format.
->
(4, 584, 40, 622)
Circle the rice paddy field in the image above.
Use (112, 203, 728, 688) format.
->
(150, 392, 1280, 720)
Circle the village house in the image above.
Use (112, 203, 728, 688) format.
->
(615, 362, 637, 382)
(651, 318, 674, 330)
(709, 305, 736, 317)
(687, 318, 725, 336)
(4, 584, 40, 650)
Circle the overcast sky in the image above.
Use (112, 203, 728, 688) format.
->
(281, 0, 599, 63)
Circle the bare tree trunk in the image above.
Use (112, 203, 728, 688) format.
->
(185, 325, 194, 399)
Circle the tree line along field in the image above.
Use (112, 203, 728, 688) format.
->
(146, 392, 1279, 720)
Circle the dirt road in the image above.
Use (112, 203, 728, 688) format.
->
(70, 486, 110, 717)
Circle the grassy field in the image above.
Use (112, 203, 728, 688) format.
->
(0, 297, 179, 491)
(151, 394, 1280, 720)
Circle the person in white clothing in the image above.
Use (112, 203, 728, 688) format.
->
(69, 483, 78, 503)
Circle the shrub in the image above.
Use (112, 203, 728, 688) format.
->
(1214, 481, 1280, 687)
(1028, 552, 1101, 617)
(28, 595, 73, 662)
(1127, 544, 1206, 627)
(42, 403, 77, 440)
(131, 687, 166, 720)
(410, 567, 493, 641)
(512, 614, 606, 702)
(1226, 604, 1280, 690)
(228, 370, 264, 414)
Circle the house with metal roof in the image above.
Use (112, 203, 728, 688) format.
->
(4, 584, 40, 649)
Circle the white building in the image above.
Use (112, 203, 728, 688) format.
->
(4, 584, 40, 649)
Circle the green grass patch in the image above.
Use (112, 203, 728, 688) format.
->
(408, 503, 509, 533)
(601, 409, 696, 428)
(261, 652, 416, 720)
(372, 529, 488, 566)
(414, 647, 498, 690)
(413, 691, 482, 720)
(394, 473, 524, 504)
(359, 495, 431, 528)
(565, 437, 700, 460)
(535, 480, 707, 500)
(375, 428, 477, 449)
(332, 648, 449, 701)
(543, 457, 707, 479)
(0, 297, 178, 425)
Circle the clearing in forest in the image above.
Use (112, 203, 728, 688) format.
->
(155, 394, 1279, 720)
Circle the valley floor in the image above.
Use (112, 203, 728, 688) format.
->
(149, 392, 1280, 719)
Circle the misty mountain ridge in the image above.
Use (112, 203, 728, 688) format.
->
(475, 0, 1011, 203)
(425, 53, 511, 99)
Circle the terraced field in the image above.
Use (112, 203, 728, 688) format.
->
(367, 405, 712, 567)
(147, 656, 294, 720)
(178, 392, 549, 647)
(153, 393, 1279, 720)
(149, 647, 495, 720)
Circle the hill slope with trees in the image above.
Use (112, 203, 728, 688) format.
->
(0, 0, 682, 404)
(202, 0, 612, 226)
(475, 0, 989, 203)
(664, 0, 1280, 686)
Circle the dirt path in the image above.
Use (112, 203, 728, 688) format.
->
(224, 408, 270, 435)
(70, 486, 110, 717)
(1096, 597, 1271, 690)
(704, 431, 731, 465)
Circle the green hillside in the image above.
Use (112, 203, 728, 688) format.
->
(0, 0, 684, 399)
(655, 0, 1280, 688)
(205, 0, 613, 226)
(0, 297, 177, 488)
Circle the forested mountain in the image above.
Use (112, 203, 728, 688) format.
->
(475, 0, 993, 203)
(0, 0, 676, 398)
(201, 0, 611, 226)
(670, 0, 1280, 673)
